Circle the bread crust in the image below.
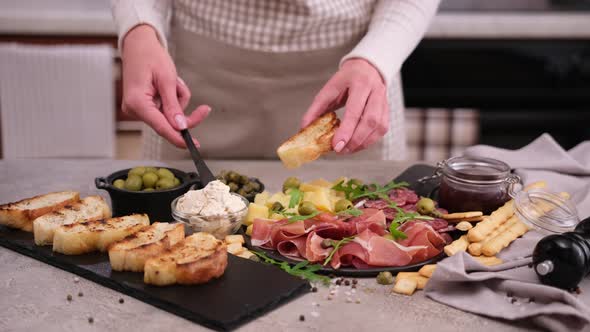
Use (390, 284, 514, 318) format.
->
(277, 111, 340, 169)
(108, 222, 185, 272)
(0, 191, 80, 232)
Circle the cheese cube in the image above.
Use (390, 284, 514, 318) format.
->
(303, 188, 333, 212)
(224, 234, 245, 245)
(227, 242, 245, 255)
(245, 203, 269, 225)
(254, 191, 270, 205)
(267, 193, 290, 208)
(308, 178, 334, 188)
(300, 183, 325, 193)
(246, 224, 253, 236)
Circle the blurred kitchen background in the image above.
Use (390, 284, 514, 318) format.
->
(0, 0, 589, 161)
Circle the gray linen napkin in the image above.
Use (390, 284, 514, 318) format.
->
(425, 134, 590, 332)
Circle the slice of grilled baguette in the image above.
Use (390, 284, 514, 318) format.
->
(33, 196, 111, 246)
(0, 191, 80, 232)
(52, 214, 149, 255)
(277, 111, 340, 169)
(108, 222, 185, 272)
(144, 232, 227, 286)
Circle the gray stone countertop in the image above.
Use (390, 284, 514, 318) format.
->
(0, 159, 539, 332)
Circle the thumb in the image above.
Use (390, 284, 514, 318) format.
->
(157, 77, 187, 130)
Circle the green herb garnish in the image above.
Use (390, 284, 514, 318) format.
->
(286, 211, 321, 223)
(337, 208, 363, 217)
(332, 179, 409, 201)
(252, 251, 330, 285)
(323, 236, 355, 266)
(387, 202, 434, 240)
(288, 188, 302, 209)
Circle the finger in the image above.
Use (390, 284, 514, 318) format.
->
(351, 94, 389, 153)
(332, 84, 371, 152)
(176, 77, 191, 110)
(156, 75, 187, 131)
(340, 89, 383, 153)
(141, 105, 199, 148)
(186, 104, 212, 128)
(301, 79, 347, 129)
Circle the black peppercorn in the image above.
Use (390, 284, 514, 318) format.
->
(299, 314, 305, 322)
(88, 317, 94, 324)
(344, 280, 350, 286)
(66, 295, 72, 302)
(352, 279, 358, 285)
(78, 292, 83, 297)
(119, 298, 124, 304)
(311, 287, 318, 293)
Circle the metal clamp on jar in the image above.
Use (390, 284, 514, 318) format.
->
(419, 156, 521, 214)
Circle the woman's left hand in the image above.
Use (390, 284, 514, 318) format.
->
(301, 58, 389, 154)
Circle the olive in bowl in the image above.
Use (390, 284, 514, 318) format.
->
(216, 170, 265, 202)
(95, 167, 200, 222)
(112, 167, 182, 192)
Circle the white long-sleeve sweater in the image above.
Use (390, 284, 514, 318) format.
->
(111, 0, 440, 86)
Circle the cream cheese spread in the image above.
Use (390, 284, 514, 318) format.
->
(176, 180, 246, 216)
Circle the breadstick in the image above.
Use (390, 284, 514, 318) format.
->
(396, 272, 429, 289)
(393, 278, 418, 295)
(418, 264, 437, 278)
(473, 255, 503, 266)
(468, 203, 513, 242)
(468, 217, 518, 255)
(444, 235, 469, 256)
(523, 181, 547, 191)
(481, 217, 529, 256)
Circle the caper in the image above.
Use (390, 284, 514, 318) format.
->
(128, 167, 146, 177)
(238, 175, 249, 185)
(217, 170, 229, 179)
(376, 271, 394, 285)
(298, 201, 317, 216)
(237, 188, 247, 197)
(142, 172, 158, 189)
(282, 177, 301, 192)
(242, 183, 255, 193)
(270, 202, 284, 212)
(416, 197, 436, 215)
(155, 178, 175, 190)
(124, 175, 142, 191)
(228, 171, 240, 182)
(113, 179, 125, 189)
(218, 178, 228, 185)
(334, 199, 353, 212)
(249, 181, 261, 192)
(228, 182, 239, 192)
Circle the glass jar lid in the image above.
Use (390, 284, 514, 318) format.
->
(443, 156, 512, 184)
(514, 189, 579, 234)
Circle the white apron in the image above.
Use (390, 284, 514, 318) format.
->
(141, 28, 406, 161)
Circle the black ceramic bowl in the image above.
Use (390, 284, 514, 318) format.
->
(95, 168, 201, 222)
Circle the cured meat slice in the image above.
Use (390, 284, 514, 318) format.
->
(305, 232, 331, 262)
(276, 236, 307, 259)
(251, 219, 275, 247)
(330, 241, 368, 269)
(348, 208, 387, 236)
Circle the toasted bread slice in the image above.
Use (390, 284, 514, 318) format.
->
(0, 191, 80, 232)
(277, 111, 340, 169)
(144, 232, 227, 286)
(33, 196, 111, 246)
(52, 214, 149, 255)
(108, 222, 185, 272)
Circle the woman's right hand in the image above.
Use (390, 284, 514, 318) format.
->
(121, 24, 211, 148)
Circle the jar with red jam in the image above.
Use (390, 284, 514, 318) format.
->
(425, 156, 521, 215)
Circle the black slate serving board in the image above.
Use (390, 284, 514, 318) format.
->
(0, 227, 309, 331)
(245, 164, 443, 277)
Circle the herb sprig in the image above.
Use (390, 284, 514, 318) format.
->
(332, 179, 409, 201)
(288, 188, 302, 209)
(323, 236, 355, 266)
(253, 251, 330, 285)
(337, 208, 363, 217)
(387, 203, 433, 240)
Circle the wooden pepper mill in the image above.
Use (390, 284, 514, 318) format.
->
(533, 216, 590, 290)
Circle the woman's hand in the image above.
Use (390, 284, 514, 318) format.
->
(121, 24, 211, 148)
(301, 58, 389, 154)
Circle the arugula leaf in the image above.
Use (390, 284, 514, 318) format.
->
(389, 222, 408, 240)
(288, 188, 302, 209)
(252, 251, 330, 285)
(323, 236, 355, 266)
(332, 179, 408, 201)
(386, 202, 434, 240)
(287, 211, 320, 223)
(337, 208, 363, 217)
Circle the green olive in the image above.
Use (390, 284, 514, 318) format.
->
(376, 271, 394, 285)
(142, 172, 159, 189)
(416, 197, 436, 215)
(282, 177, 301, 192)
(113, 179, 125, 189)
(142, 188, 155, 192)
(155, 178, 175, 190)
(228, 182, 239, 192)
(298, 201, 317, 216)
(173, 177, 181, 187)
(157, 168, 175, 180)
(145, 167, 158, 173)
(270, 202, 284, 212)
(124, 175, 143, 191)
(334, 199, 353, 212)
(128, 167, 146, 177)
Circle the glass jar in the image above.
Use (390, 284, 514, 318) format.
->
(425, 156, 521, 214)
(514, 189, 579, 234)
